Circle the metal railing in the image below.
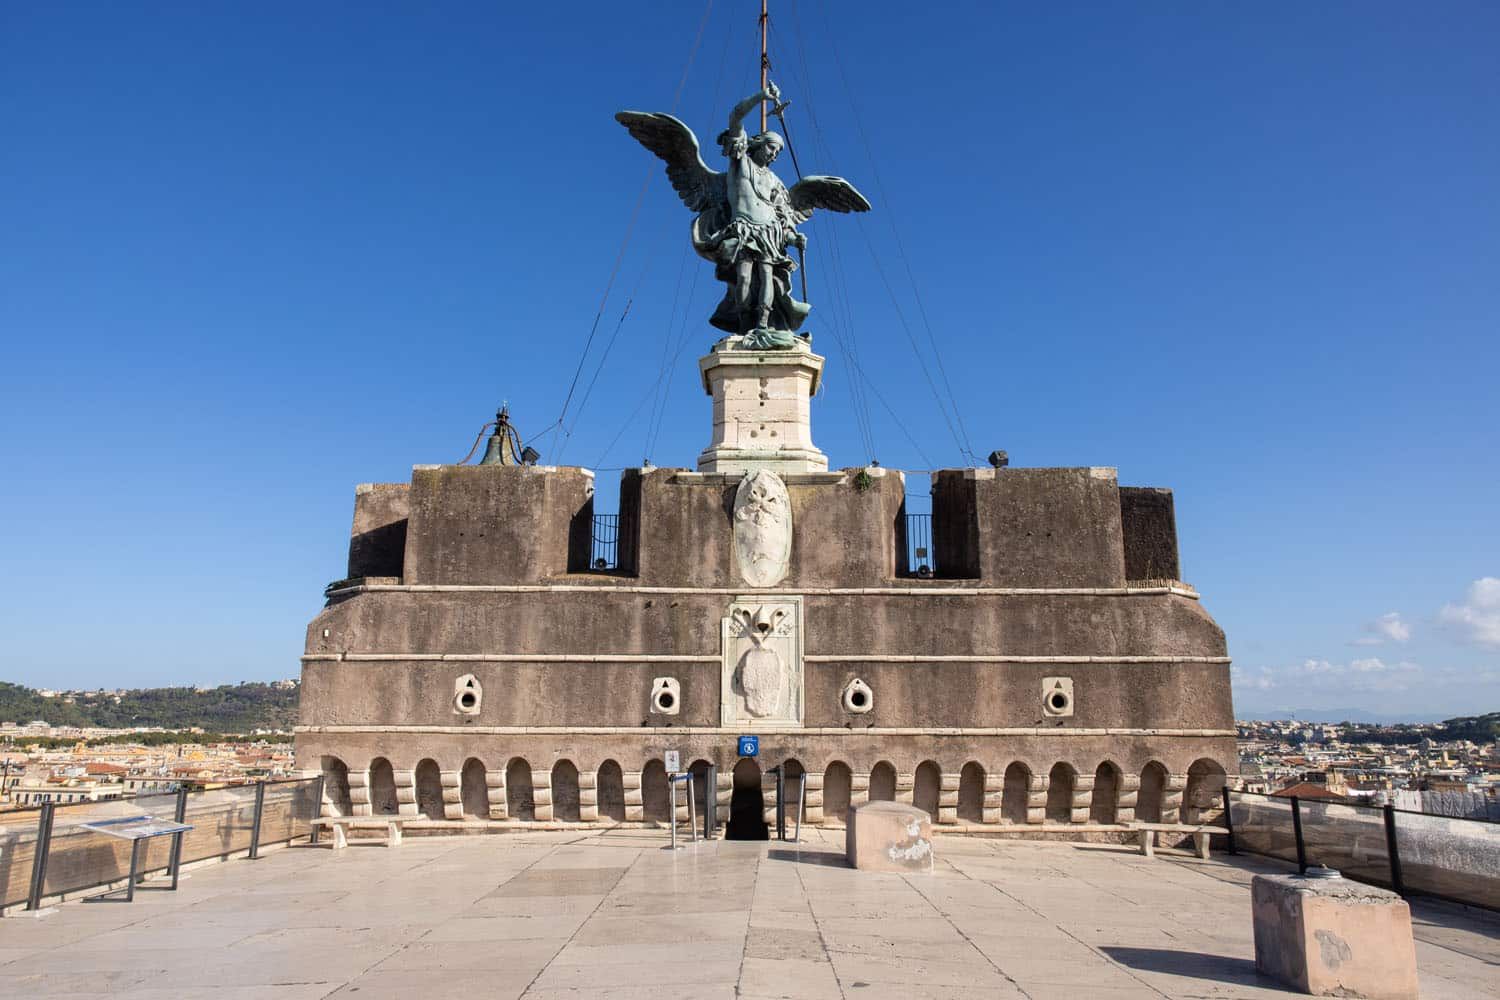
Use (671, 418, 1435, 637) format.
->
(1224, 787, 1499, 912)
(903, 513, 935, 578)
(1, 776, 323, 911)
(590, 513, 619, 571)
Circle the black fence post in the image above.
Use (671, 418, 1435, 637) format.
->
(1290, 796, 1307, 874)
(249, 779, 267, 863)
(25, 801, 56, 911)
(703, 765, 717, 841)
(1383, 804, 1405, 895)
(774, 766, 786, 841)
(310, 775, 326, 845)
(1221, 786, 1238, 855)
(169, 785, 189, 889)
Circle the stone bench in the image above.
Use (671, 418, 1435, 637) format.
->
(311, 816, 407, 849)
(1129, 821, 1228, 859)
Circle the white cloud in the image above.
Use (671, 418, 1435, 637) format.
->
(1231, 657, 1423, 696)
(1352, 611, 1411, 646)
(1438, 577, 1500, 649)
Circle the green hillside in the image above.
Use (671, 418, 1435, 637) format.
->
(0, 682, 299, 732)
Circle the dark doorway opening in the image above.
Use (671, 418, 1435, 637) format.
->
(726, 758, 768, 840)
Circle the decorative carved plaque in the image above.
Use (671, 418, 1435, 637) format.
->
(720, 596, 803, 728)
(732, 469, 792, 587)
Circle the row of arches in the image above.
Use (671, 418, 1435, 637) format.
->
(321, 754, 1227, 828)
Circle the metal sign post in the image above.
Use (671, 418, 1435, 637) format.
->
(78, 816, 194, 903)
(667, 773, 698, 850)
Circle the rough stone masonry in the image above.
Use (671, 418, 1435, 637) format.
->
(295, 334, 1235, 836)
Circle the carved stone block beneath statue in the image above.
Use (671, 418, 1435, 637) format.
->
(721, 595, 803, 728)
(698, 337, 827, 474)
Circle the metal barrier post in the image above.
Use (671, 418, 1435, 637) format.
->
(169, 785, 189, 889)
(772, 765, 786, 841)
(124, 838, 142, 903)
(309, 775, 326, 846)
(1290, 796, 1307, 874)
(1221, 786, 1237, 855)
(669, 778, 678, 851)
(687, 775, 698, 843)
(1383, 804, 1405, 895)
(703, 764, 717, 840)
(248, 782, 266, 860)
(26, 801, 55, 911)
(794, 776, 806, 844)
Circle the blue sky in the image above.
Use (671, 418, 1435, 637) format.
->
(2, 2, 1495, 719)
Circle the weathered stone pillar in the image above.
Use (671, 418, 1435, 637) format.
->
(1116, 773, 1139, 825)
(578, 769, 598, 822)
(938, 773, 960, 825)
(803, 772, 824, 825)
(982, 772, 1004, 825)
(623, 771, 644, 822)
(531, 769, 553, 822)
(1070, 774, 1094, 824)
(486, 771, 507, 821)
(1027, 773, 1049, 824)
(1162, 774, 1187, 824)
(393, 769, 418, 817)
(439, 770, 463, 820)
(347, 770, 371, 817)
(850, 772, 870, 807)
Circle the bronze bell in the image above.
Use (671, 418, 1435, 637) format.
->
(479, 406, 523, 466)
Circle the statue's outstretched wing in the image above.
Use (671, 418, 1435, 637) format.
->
(787, 176, 872, 224)
(615, 111, 725, 213)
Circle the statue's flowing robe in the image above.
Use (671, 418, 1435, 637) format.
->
(694, 128, 810, 336)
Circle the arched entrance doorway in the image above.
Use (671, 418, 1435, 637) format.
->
(727, 758, 768, 840)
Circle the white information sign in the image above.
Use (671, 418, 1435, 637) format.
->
(664, 751, 681, 774)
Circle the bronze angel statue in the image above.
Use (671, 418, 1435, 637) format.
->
(617, 81, 871, 349)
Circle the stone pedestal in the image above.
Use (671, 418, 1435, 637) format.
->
(698, 337, 827, 474)
(1251, 873, 1418, 999)
(845, 801, 933, 873)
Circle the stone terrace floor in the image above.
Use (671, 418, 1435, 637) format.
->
(3, 829, 1497, 999)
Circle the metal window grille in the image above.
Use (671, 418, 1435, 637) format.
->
(905, 513, 935, 578)
(590, 514, 619, 571)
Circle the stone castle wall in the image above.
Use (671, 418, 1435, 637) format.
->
(297, 461, 1235, 832)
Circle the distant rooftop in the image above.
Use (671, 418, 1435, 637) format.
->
(2, 831, 1495, 998)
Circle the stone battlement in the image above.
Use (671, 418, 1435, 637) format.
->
(343, 463, 1183, 590)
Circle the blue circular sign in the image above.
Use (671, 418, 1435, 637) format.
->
(737, 735, 759, 757)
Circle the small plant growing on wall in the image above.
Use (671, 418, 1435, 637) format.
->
(853, 469, 875, 493)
